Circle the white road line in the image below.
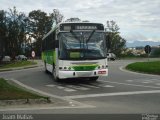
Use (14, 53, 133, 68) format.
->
(57, 86, 66, 89)
(127, 79, 159, 84)
(142, 82, 151, 84)
(46, 84, 56, 87)
(103, 85, 114, 88)
(79, 84, 99, 88)
(126, 80, 133, 82)
(46, 84, 77, 92)
(64, 90, 160, 99)
(90, 83, 106, 88)
(100, 80, 160, 89)
(5, 79, 94, 110)
(141, 80, 153, 83)
(46, 84, 76, 92)
(67, 85, 90, 90)
(155, 83, 160, 86)
(64, 88, 76, 92)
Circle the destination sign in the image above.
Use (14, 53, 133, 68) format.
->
(75, 25, 97, 30)
(60, 23, 104, 31)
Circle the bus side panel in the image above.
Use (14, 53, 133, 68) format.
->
(41, 51, 46, 61)
(42, 50, 56, 65)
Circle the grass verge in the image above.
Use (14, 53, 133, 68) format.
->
(0, 78, 47, 100)
(126, 61, 160, 75)
(0, 61, 37, 69)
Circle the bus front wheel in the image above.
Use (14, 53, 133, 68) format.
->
(44, 62, 49, 73)
(52, 65, 59, 82)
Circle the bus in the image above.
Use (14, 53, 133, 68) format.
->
(42, 22, 108, 81)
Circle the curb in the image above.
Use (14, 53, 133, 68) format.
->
(119, 66, 160, 77)
(0, 79, 94, 111)
(0, 65, 41, 72)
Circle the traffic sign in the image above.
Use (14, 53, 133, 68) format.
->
(31, 51, 35, 58)
(144, 45, 151, 54)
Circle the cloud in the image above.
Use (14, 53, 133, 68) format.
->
(1, 0, 160, 42)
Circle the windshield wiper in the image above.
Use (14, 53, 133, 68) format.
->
(86, 30, 95, 43)
(70, 29, 82, 49)
(70, 30, 80, 42)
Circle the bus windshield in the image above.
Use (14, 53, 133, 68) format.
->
(58, 31, 106, 60)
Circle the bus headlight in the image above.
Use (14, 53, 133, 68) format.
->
(59, 66, 73, 71)
(96, 65, 106, 70)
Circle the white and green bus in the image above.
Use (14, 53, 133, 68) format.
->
(42, 22, 108, 81)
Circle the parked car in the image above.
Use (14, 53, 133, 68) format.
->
(16, 55, 27, 61)
(107, 53, 116, 61)
(2, 56, 11, 62)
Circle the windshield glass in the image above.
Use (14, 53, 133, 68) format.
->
(58, 31, 106, 60)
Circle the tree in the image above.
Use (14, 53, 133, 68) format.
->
(65, 17, 81, 22)
(0, 7, 29, 58)
(0, 8, 64, 58)
(106, 20, 126, 56)
(0, 10, 7, 57)
(7, 7, 28, 57)
(50, 9, 63, 25)
(28, 9, 64, 56)
(28, 10, 49, 56)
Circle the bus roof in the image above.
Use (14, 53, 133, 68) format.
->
(42, 22, 104, 40)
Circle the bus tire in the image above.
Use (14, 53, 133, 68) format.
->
(89, 77, 99, 81)
(44, 62, 49, 73)
(52, 65, 60, 82)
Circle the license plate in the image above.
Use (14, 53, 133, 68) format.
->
(98, 71, 106, 74)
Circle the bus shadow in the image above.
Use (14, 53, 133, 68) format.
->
(46, 71, 100, 85)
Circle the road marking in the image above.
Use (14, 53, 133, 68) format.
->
(79, 84, 99, 88)
(126, 80, 133, 82)
(90, 83, 107, 88)
(46, 84, 56, 87)
(57, 86, 66, 89)
(103, 85, 114, 88)
(67, 85, 90, 90)
(155, 83, 160, 86)
(64, 90, 160, 99)
(126, 79, 160, 84)
(142, 82, 151, 84)
(5, 79, 94, 111)
(46, 84, 77, 92)
(100, 80, 160, 89)
(64, 88, 77, 92)
(141, 80, 153, 83)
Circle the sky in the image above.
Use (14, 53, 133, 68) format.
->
(1, 0, 160, 43)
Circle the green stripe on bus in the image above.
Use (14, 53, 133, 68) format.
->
(72, 64, 98, 71)
(42, 50, 56, 65)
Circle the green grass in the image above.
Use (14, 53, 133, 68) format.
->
(0, 78, 47, 100)
(126, 61, 160, 75)
(0, 61, 37, 69)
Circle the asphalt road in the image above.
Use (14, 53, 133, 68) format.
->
(0, 59, 160, 116)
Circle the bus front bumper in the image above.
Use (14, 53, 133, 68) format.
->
(58, 69, 108, 79)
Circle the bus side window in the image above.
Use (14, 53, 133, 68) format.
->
(52, 31, 56, 49)
(42, 40, 45, 51)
